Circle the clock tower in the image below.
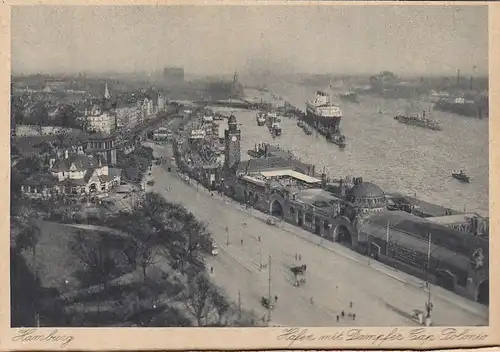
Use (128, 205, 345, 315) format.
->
(224, 114, 241, 171)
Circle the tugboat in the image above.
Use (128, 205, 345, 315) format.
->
(256, 112, 266, 126)
(394, 109, 441, 131)
(452, 170, 470, 183)
(327, 133, 346, 149)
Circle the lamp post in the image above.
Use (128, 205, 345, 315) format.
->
(425, 233, 433, 325)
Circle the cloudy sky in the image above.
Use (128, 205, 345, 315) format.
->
(11, 5, 488, 76)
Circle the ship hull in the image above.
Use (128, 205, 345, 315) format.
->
(305, 109, 342, 135)
(394, 116, 441, 131)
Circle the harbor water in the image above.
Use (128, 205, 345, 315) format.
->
(218, 83, 489, 217)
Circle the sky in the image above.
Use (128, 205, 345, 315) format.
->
(11, 5, 488, 77)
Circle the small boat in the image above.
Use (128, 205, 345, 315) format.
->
(256, 113, 266, 126)
(302, 124, 313, 135)
(271, 122, 282, 136)
(297, 120, 304, 128)
(247, 149, 261, 158)
(327, 133, 346, 149)
(452, 170, 470, 183)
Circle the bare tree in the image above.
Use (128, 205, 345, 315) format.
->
(183, 273, 215, 326)
(69, 230, 117, 315)
(210, 290, 230, 325)
(137, 240, 155, 282)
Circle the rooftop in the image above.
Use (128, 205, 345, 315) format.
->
(347, 181, 385, 199)
(427, 213, 481, 226)
(365, 211, 488, 258)
(259, 169, 322, 184)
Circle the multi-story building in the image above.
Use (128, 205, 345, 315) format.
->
(84, 82, 117, 134)
(157, 92, 166, 111)
(115, 105, 139, 129)
(20, 149, 121, 199)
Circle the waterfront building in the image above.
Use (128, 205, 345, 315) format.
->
(358, 211, 489, 305)
(209, 115, 489, 304)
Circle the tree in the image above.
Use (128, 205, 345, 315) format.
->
(183, 273, 215, 326)
(32, 101, 49, 134)
(210, 290, 230, 325)
(134, 236, 156, 283)
(69, 231, 117, 315)
(55, 104, 78, 128)
(15, 221, 41, 270)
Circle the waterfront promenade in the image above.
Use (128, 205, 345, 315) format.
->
(148, 143, 487, 327)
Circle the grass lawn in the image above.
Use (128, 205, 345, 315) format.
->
(25, 220, 89, 292)
(25, 220, 132, 293)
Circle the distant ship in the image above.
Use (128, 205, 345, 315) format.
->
(434, 98, 485, 118)
(394, 109, 441, 131)
(305, 91, 343, 136)
(452, 170, 470, 183)
(339, 91, 359, 103)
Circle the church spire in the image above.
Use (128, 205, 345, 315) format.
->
(104, 82, 111, 100)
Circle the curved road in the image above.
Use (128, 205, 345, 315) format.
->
(148, 143, 487, 327)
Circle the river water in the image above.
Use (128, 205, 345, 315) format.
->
(214, 84, 489, 217)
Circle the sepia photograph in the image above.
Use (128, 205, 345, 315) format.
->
(4, 2, 497, 350)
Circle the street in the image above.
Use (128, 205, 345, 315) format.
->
(148, 143, 488, 327)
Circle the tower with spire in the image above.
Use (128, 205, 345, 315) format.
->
(103, 81, 112, 111)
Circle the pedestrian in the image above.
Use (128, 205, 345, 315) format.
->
(241, 239, 244, 245)
(310, 297, 314, 305)
(341, 310, 345, 318)
(258, 236, 261, 242)
(349, 301, 353, 309)
(210, 266, 214, 274)
(275, 295, 278, 302)
(353, 313, 356, 320)
(336, 315, 339, 322)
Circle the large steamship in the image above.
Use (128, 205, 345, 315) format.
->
(305, 91, 345, 148)
(305, 91, 343, 135)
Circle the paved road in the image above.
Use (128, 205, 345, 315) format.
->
(148, 143, 488, 327)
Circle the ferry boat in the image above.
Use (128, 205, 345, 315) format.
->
(327, 133, 346, 149)
(452, 170, 470, 183)
(394, 109, 441, 131)
(256, 113, 266, 126)
(305, 91, 343, 136)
